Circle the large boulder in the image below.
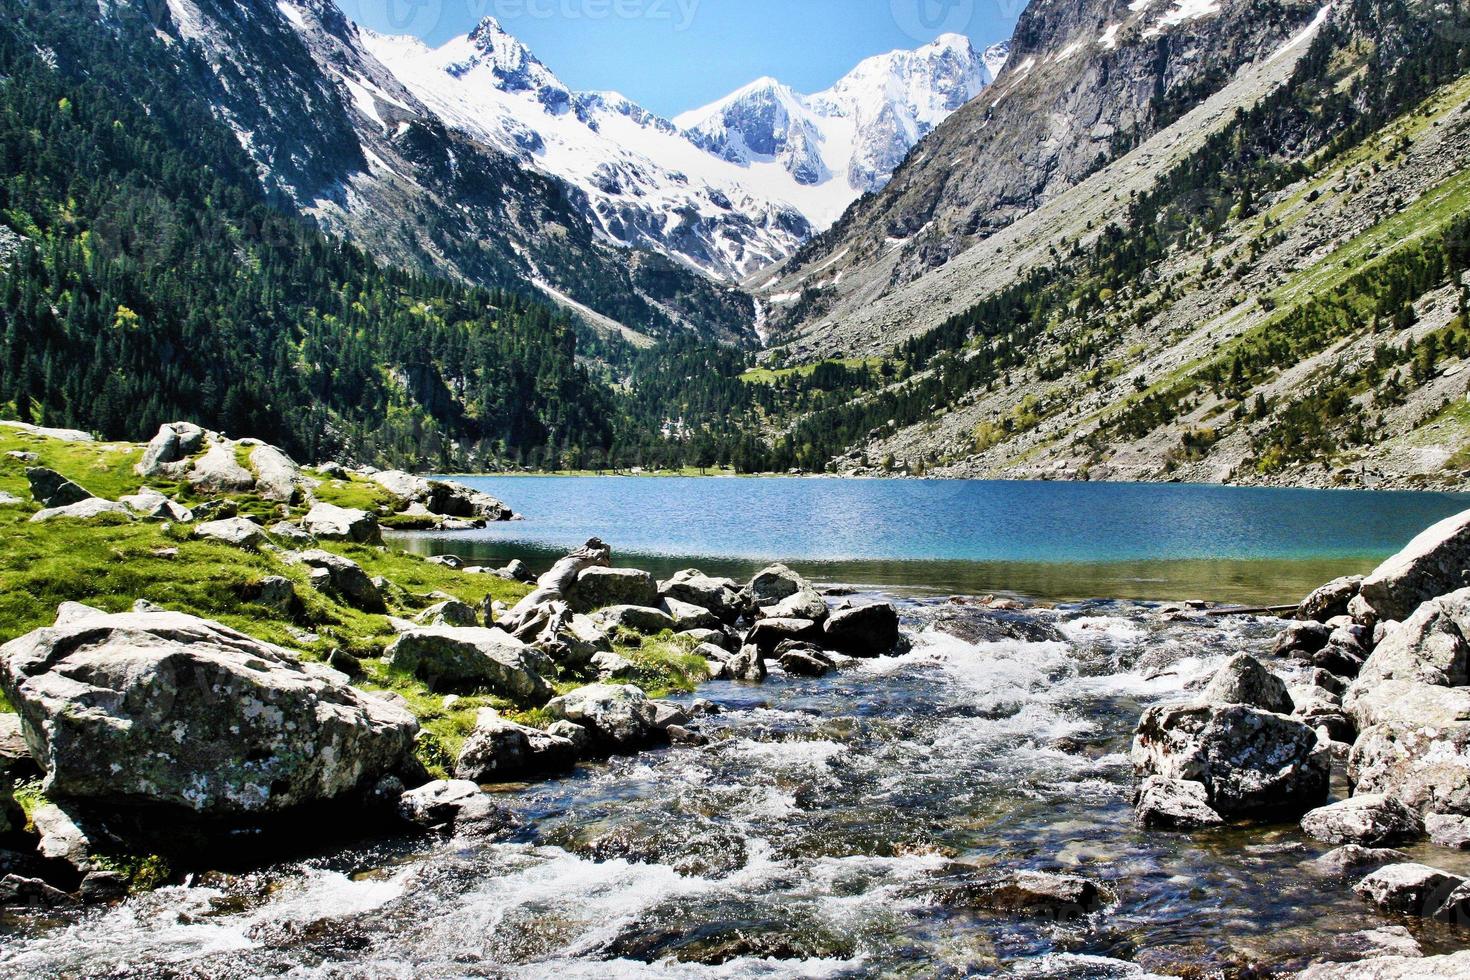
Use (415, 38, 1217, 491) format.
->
(1274, 620, 1334, 659)
(301, 503, 381, 545)
(294, 550, 384, 612)
(746, 617, 821, 655)
(1348, 714, 1470, 816)
(758, 586, 829, 622)
(371, 471, 513, 522)
(1132, 703, 1329, 818)
(1354, 862, 1465, 916)
(566, 567, 658, 613)
(187, 438, 256, 494)
(1361, 509, 1470, 621)
(659, 597, 721, 631)
(248, 443, 305, 503)
(1354, 589, 1470, 690)
(454, 710, 578, 782)
(823, 602, 901, 657)
(0, 610, 417, 815)
(1299, 576, 1364, 623)
(658, 570, 742, 622)
(1298, 952, 1470, 979)
(594, 605, 676, 636)
(136, 421, 204, 476)
(194, 517, 268, 550)
(386, 627, 554, 702)
(545, 684, 658, 750)
(1300, 795, 1423, 846)
(25, 467, 92, 508)
(29, 498, 132, 523)
(744, 564, 809, 607)
(1199, 654, 1294, 714)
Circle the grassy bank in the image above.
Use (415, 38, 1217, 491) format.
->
(0, 427, 707, 769)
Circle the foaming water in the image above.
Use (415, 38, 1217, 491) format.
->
(9, 601, 1470, 977)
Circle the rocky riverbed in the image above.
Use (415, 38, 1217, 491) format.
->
(8, 422, 1470, 975)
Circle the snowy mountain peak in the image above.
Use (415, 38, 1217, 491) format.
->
(679, 34, 997, 203)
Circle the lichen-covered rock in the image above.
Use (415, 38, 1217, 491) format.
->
(1199, 654, 1294, 713)
(1301, 795, 1423, 846)
(454, 710, 578, 782)
(294, 549, 384, 612)
(545, 684, 658, 750)
(1427, 813, 1470, 850)
(387, 627, 554, 701)
(566, 567, 659, 613)
(25, 466, 92, 508)
(1299, 576, 1364, 623)
(1361, 509, 1470, 622)
(1348, 714, 1470, 817)
(659, 569, 743, 622)
(301, 503, 381, 545)
(0, 610, 418, 814)
(1133, 775, 1224, 829)
(823, 601, 901, 657)
(1355, 589, 1470, 690)
(194, 517, 268, 549)
(1132, 703, 1329, 818)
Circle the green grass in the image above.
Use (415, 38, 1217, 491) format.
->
(310, 474, 401, 512)
(739, 357, 882, 384)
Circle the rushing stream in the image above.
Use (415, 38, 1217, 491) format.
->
(8, 597, 1470, 977)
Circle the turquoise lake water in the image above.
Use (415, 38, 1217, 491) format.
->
(393, 477, 1470, 604)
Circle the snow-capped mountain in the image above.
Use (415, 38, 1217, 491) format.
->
(677, 34, 1005, 224)
(366, 19, 1001, 277)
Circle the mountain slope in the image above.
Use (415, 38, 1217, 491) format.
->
(160, 0, 757, 344)
(759, 0, 1324, 343)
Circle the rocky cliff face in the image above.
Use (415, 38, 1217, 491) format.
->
(156, 0, 755, 344)
(763, 0, 1322, 334)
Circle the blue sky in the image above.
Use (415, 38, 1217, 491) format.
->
(334, 0, 1021, 117)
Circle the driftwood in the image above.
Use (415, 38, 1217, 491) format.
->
(501, 538, 612, 631)
(1203, 604, 1298, 618)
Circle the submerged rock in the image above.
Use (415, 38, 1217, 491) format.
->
(932, 866, 1110, 920)
(1132, 703, 1329, 818)
(1300, 795, 1422, 847)
(1310, 845, 1412, 876)
(0, 610, 418, 815)
(1133, 775, 1224, 829)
